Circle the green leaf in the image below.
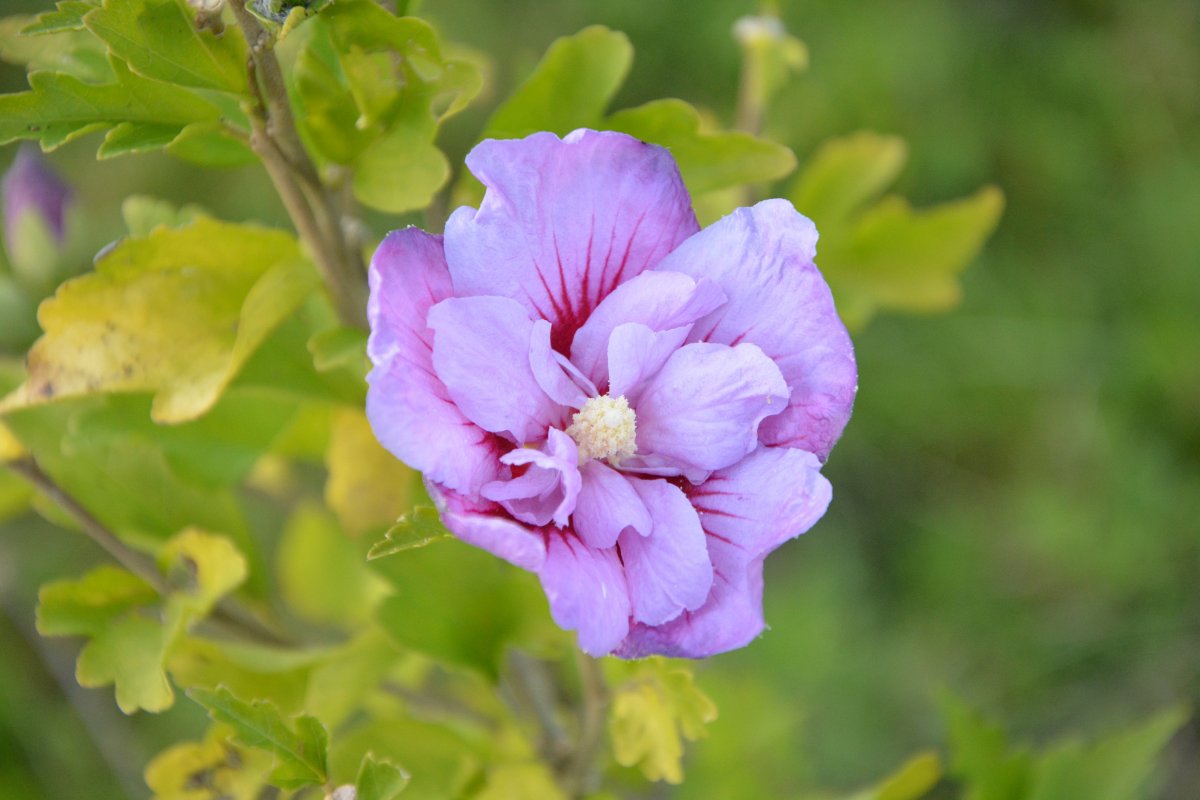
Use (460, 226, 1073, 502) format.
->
(943, 694, 1032, 800)
(4, 398, 259, 567)
(83, 0, 248, 94)
(371, 537, 548, 677)
(1, 15, 111, 82)
(36, 565, 173, 713)
(276, 503, 389, 627)
(188, 686, 329, 790)
(0, 57, 222, 153)
(67, 391, 297, 488)
(36, 565, 157, 637)
(483, 25, 632, 139)
(20, 2, 97, 35)
(823, 187, 1005, 327)
(791, 132, 908, 225)
(2, 217, 319, 423)
(76, 612, 173, 714)
(366, 506, 451, 561)
(1028, 706, 1188, 800)
(292, 0, 479, 211)
(120, 195, 206, 237)
(790, 131, 1004, 329)
(608, 659, 717, 784)
(606, 98, 795, 195)
(356, 752, 411, 800)
(352, 118, 449, 213)
(308, 325, 367, 373)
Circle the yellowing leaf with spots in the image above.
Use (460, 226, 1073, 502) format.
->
(2, 217, 319, 423)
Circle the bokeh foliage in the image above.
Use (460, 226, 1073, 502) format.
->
(0, 0, 1196, 798)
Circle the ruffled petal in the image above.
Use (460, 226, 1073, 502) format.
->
(429, 483, 546, 572)
(530, 319, 590, 409)
(427, 295, 563, 444)
(481, 429, 581, 528)
(634, 342, 789, 481)
(654, 199, 857, 460)
(539, 534, 631, 657)
(444, 130, 699, 354)
(569, 270, 726, 388)
(366, 229, 502, 495)
(616, 446, 831, 657)
(619, 478, 713, 626)
(606, 322, 689, 402)
(573, 460, 652, 549)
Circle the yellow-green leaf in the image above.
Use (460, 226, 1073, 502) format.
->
(36, 564, 157, 637)
(791, 132, 1004, 329)
(2, 217, 319, 423)
(791, 131, 908, 225)
(76, 613, 173, 714)
(352, 119, 449, 214)
(607, 98, 795, 195)
(326, 407, 416, 537)
(484, 26, 632, 139)
(277, 504, 389, 627)
(160, 528, 248, 634)
(841, 752, 943, 800)
(608, 660, 717, 785)
(145, 725, 274, 800)
(821, 187, 1005, 328)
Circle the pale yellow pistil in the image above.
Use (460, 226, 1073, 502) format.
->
(566, 394, 637, 465)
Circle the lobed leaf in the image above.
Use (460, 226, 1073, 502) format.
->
(1, 217, 319, 423)
(76, 612, 173, 714)
(20, 1, 97, 35)
(83, 0, 248, 95)
(791, 131, 1004, 329)
(608, 660, 717, 784)
(0, 57, 223, 153)
(188, 686, 329, 790)
(607, 98, 795, 195)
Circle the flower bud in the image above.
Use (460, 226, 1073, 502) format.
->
(2, 145, 73, 283)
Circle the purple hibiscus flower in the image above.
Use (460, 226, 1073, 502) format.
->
(366, 129, 856, 658)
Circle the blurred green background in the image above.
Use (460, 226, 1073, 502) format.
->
(1, 0, 1198, 797)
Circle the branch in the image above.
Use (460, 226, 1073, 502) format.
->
(562, 651, 609, 798)
(228, 0, 368, 330)
(6, 456, 295, 648)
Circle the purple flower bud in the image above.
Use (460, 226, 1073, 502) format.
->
(3, 144, 73, 255)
